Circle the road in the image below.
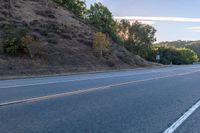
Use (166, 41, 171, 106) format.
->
(1, 65, 200, 133)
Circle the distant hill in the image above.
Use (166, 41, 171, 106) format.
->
(156, 40, 200, 58)
(0, 0, 155, 76)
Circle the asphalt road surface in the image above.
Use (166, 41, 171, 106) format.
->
(1, 65, 200, 133)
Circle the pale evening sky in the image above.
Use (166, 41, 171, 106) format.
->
(86, 0, 200, 42)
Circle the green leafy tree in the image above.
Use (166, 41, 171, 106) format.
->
(151, 46, 199, 65)
(54, 0, 87, 17)
(126, 21, 156, 58)
(3, 25, 28, 55)
(156, 40, 200, 59)
(176, 48, 199, 64)
(117, 19, 131, 44)
(87, 2, 116, 35)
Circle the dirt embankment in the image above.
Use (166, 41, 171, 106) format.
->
(0, 0, 157, 76)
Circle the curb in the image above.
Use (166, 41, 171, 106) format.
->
(0, 65, 171, 81)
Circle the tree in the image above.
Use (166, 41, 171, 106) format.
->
(126, 21, 156, 57)
(151, 46, 199, 65)
(69, 0, 87, 17)
(176, 48, 199, 64)
(115, 19, 131, 46)
(87, 2, 116, 35)
(156, 40, 200, 59)
(117, 19, 131, 42)
(3, 25, 28, 55)
(93, 32, 109, 57)
(54, 0, 87, 17)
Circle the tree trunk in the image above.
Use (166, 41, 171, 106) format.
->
(100, 44, 103, 57)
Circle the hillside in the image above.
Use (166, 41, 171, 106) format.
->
(0, 0, 155, 76)
(156, 40, 200, 59)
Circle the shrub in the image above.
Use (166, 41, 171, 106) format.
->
(21, 35, 34, 45)
(4, 37, 22, 55)
(93, 32, 109, 57)
(2, 24, 40, 57)
(150, 46, 199, 65)
(3, 25, 28, 55)
(26, 42, 43, 58)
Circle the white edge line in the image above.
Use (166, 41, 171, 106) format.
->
(1, 66, 200, 89)
(0, 70, 167, 89)
(0, 70, 200, 107)
(163, 100, 200, 133)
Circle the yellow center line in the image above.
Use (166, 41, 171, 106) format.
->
(0, 70, 200, 107)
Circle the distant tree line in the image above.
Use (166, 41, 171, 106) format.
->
(157, 40, 200, 59)
(147, 46, 199, 65)
(155, 41, 200, 64)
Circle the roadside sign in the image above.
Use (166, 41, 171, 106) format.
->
(156, 55, 160, 61)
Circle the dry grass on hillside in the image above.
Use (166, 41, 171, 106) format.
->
(0, 0, 156, 76)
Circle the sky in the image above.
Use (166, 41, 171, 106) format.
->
(86, 0, 200, 42)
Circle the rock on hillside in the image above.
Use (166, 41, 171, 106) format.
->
(0, 0, 155, 76)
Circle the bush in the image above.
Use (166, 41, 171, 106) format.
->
(150, 46, 199, 65)
(93, 32, 109, 57)
(26, 42, 43, 58)
(2, 24, 40, 57)
(21, 35, 34, 45)
(3, 25, 28, 55)
(175, 48, 199, 64)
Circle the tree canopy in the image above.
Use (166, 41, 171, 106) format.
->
(115, 20, 157, 58)
(54, 0, 87, 17)
(87, 3, 116, 35)
(150, 46, 199, 65)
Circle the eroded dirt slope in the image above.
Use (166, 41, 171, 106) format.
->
(0, 0, 155, 76)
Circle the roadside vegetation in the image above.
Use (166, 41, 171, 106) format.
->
(157, 40, 200, 59)
(3, 25, 28, 55)
(93, 32, 109, 57)
(51, 0, 200, 65)
(3, 0, 199, 65)
(147, 46, 199, 65)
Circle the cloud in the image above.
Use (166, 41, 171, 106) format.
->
(128, 20, 156, 25)
(186, 27, 200, 32)
(114, 16, 200, 23)
(138, 20, 156, 25)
